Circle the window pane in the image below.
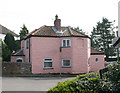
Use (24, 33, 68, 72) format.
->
(96, 58, 98, 62)
(67, 40, 70, 46)
(63, 60, 70, 67)
(44, 62, 52, 68)
(63, 40, 66, 47)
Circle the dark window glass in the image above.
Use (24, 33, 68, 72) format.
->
(63, 40, 66, 47)
(44, 62, 52, 68)
(16, 59, 22, 62)
(63, 60, 71, 67)
(67, 40, 70, 46)
(96, 58, 98, 62)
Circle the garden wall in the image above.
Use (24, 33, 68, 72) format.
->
(2, 62, 31, 75)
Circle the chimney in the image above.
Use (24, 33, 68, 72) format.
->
(54, 15, 61, 31)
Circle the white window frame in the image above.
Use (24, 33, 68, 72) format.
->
(16, 57, 23, 63)
(44, 58, 53, 69)
(62, 59, 71, 67)
(62, 39, 71, 47)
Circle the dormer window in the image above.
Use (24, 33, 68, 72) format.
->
(62, 39, 71, 47)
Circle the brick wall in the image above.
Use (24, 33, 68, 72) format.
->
(2, 62, 31, 75)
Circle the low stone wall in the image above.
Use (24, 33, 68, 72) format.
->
(2, 62, 32, 75)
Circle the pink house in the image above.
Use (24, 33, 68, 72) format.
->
(11, 15, 105, 74)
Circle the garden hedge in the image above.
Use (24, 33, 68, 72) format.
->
(48, 62, 120, 93)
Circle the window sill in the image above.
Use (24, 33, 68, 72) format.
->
(62, 46, 71, 48)
(43, 68, 54, 70)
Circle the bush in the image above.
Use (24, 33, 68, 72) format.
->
(48, 62, 120, 93)
(48, 78, 77, 93)
(102, 62, 120, 92)
(48, 72, 102, 93)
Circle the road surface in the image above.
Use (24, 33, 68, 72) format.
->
(2, 77, 74, 91)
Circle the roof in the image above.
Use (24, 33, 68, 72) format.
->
(11, 49, 25, 56)
(24, 25, 88, 39)
(0, 24, 19, 37)
(91, 48, 104, 55)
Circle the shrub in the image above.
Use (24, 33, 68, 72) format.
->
(48, 62, 120, 93)
(102, 62, 120, 92)
(48, 78, 77, 93)
(48, 72, 102, 93)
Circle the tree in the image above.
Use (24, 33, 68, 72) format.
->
(2, 42, 11, 61)
(4, 33, 16, 53)
(14, 40, 21, 51)
(91, 18, 116, 61)
(71, 26, 87, 34)
(19, 24, 29, 39)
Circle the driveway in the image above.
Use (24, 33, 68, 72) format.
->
(2, 77, 74, 91)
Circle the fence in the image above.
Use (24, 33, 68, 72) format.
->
(2, 62, 32, 75)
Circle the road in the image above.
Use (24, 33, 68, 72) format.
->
(2, 77, 74, 91)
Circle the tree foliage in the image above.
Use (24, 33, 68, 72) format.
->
(19, 24, 29, 39)
(14, 40, 21, 51)
(4, 33, 16, 53)
(2, 33, 21, 61)
(2, 42, 11, 61)
(90, 18, 116, 61)
(71, 26, 87, 35)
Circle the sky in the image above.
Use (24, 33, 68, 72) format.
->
(0, 0, 119, 35)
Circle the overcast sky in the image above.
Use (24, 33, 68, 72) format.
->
(0, 0, 119, 35)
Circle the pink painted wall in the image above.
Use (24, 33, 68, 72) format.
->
(21, 40, 25, 49)
(90, 55, 104, 72)
(71, 38, 91, 74)
(11, 56, 25, 62)
(30, 37, 90, 74)
(87, 39, 91, 72)
(31, 37, 60, 74)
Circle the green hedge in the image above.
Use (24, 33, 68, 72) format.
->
(48, 62, 120, 93)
